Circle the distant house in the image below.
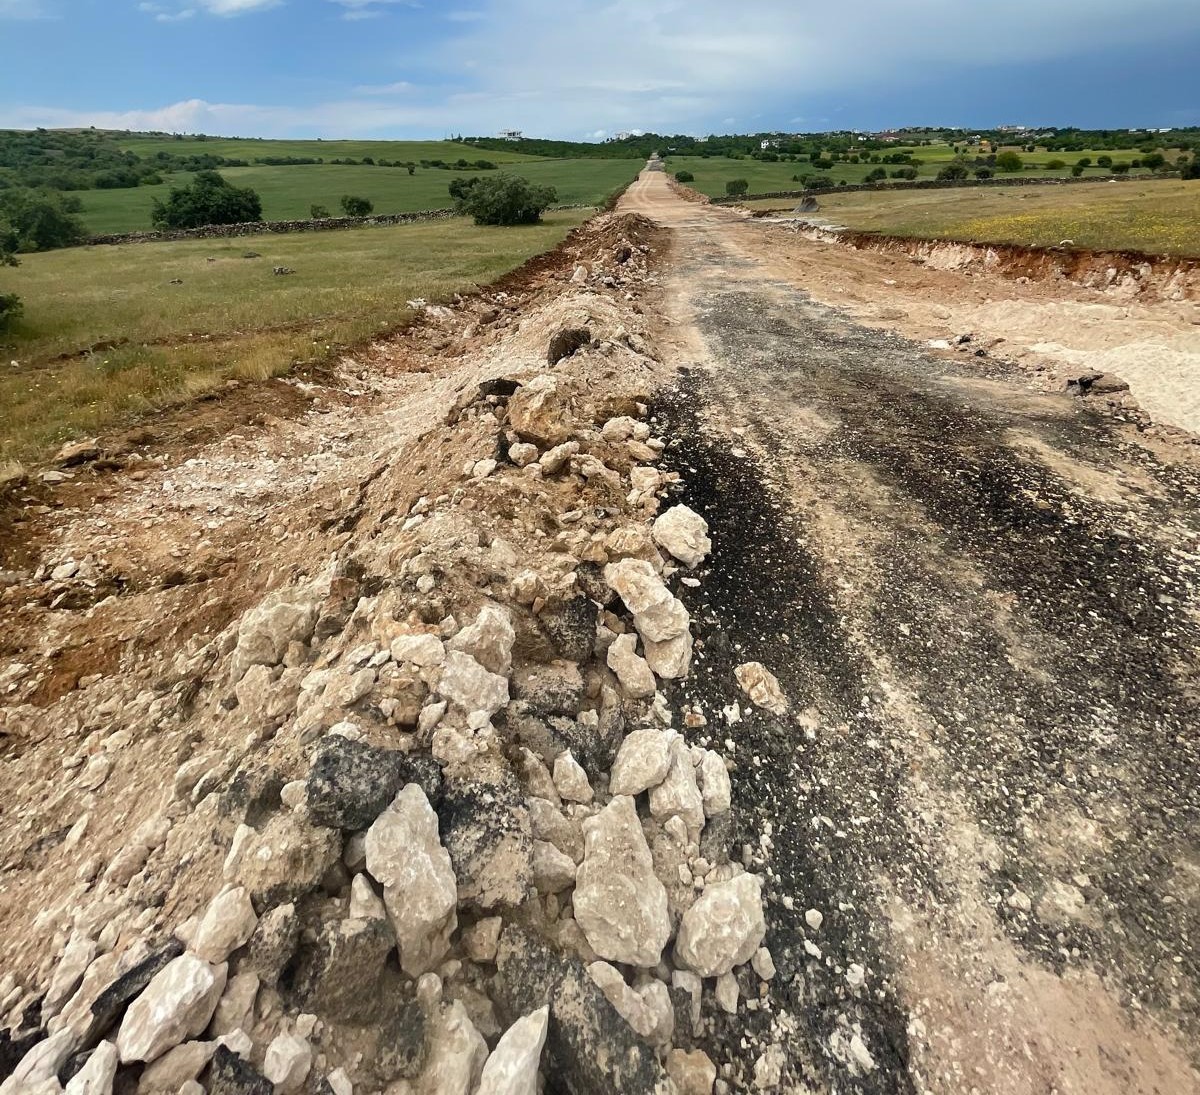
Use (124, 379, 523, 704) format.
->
(498, 129, 524, 141)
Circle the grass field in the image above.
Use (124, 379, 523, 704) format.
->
(77, 158, 643, 234)
(113, 136, 542, 165)
(0, 210, 589, 462)
(664, 143, 1178, 198)
(746, 180, 1200, 256)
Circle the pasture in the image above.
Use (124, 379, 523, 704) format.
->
(0, 210, 590, 462)
(746, 180, 1200, 256)
(76, 158, 643, 234)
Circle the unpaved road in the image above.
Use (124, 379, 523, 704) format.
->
(622, 171, 1200, 1092)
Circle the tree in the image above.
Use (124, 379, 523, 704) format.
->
(0, 188, 86, 252)
(995, 151, 1024, 173)
(1071, 165, 1085, 177)
(340, 195, 373, 217)
(1097, 154, 1113, 168)
(937, 163, 970, 182)
(1141, 152, 1166, 171)
(310, 204, 330, 219)
(455, 174, 557, 225)
(151, 171, 262, 229)
(864, 168, 887, 183)
(1182, 160, 1200, 181)
(974, 167, 994, 179)
(1045, 159, 1067, 170)
(674, 170, 694, 183)
(725, 179, 749, 197)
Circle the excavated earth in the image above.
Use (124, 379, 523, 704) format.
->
(1, 170, 1199, 1095)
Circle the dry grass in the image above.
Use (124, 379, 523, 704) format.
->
(746, 181, 1200, 256)
(0, 211, 589, 462)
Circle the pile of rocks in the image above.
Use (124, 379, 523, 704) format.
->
(0, 213, 773, 1094)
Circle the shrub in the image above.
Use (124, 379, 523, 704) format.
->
(937, 164, 970, 182)
(0, 188, 86, 251)
(1071, 165, 1085, 177)
(891, 167, 918, 180)
(995, 151, 1024, 173)
(455, 174, 557, 225)
(151, 171, 262, 229)
(1076, 157, 1092, 167)
(407, 164, 416, 176)
(864, 168, 887, 183)
(974, 167, 994, 179)
(1182, 160, 1200, 181)
(1045, 159, 1067, 170)
(1142, 152, 1166, 171)
(1097, 155, 1113, 168)
(674, 170, 694, 183)
(340, 195, 374, 217)
(1111, 163, 1132, 174)
(310, 204, 330, 219)
(447, 177, 479, 201)
(725, 179, 749, 197)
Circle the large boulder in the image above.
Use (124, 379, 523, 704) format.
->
(116, 955, 227, 1064)
(507, 376, 574, 447)
(476, 1007, 549, 1095)
(191, 887, 258, 965)
(573, 796, 670, 968)
(230, 589, 320, 683)
(290, 916, 396, 1024)
(305, 734, 441, 831)
(651, 505, 712, 569)
(365, 785, 458, 976)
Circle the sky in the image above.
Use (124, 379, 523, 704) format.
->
(1, 0, 1199, 140)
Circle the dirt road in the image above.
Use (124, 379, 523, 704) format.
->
(620, 171, 1200, 1092)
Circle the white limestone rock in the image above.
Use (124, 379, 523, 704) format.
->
(116, 955, 227, 1064)
(138, 1040, 216, 1092)
(605, 633, 656, 699)
(65, 1040, 118, 1095)
(573, 796, 670, 967)
(734, 662, 789, 715)
(609, 728, 677, 796)
(476, 1006, 549, 1095)
(652, 505, 712, 569)
(698, 751, 732, 816)
(675, 873, 766, 978)
(448, 604, 515, 676)
(391, 633, 446, 667)
(551, 751, 593, 804)
(231, 590, 319, 683)
(366, 785, 458, 977)
(648, 737, 706, 834)
(348, 873, 387, 921)
(437, 651, 509, 718)
(532, 840, 578, 894)
(209, 972, 259, 1037)
(586, 962, 654, 1039)
(418, 1000, 489, 1095)
(191, 886, 258, 964)
(263, 1032, 312, 1093)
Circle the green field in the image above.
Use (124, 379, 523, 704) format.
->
(0, 210, 589, 463)
(113, 136, 542, 164)
(665, 143, 1179, 198)
(746, 180, 1200, 256)
(76, 158, 641, 234)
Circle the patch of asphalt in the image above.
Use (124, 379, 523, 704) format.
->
(651, 280, 1200, 1088)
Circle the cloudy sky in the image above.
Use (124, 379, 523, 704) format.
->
(2, 0, 1198, 139)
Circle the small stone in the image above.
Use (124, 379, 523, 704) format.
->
(652, 505, 711, 568)
(1007, 889, 1033, 912)
(532, 840, 578, 894)
(648, 737, 705, 833)
(587, 962, 654, 1038)
(698, 751, 731, 816)
(366, 785, 458, 976)
(349, 873, 387, 920)
(753, 1045, 786, 1090)
(326, 1069, 353, 1095)
(418, 999, 488, 1095)
(437, 651, 509, 718)
(138, 1040, 217, 1092)
(805, 908, 824, 931)
(605, 633, 656, 699)
(78, 754, 112, 791)
(461, 917, 503, 964)
(539, 440, 579, 475)
(609, 728, 676, 796)
(471, 458, 497, 479)
(448, 604, 515, 676)
(192, 887, 258, 964)
(509, 442, 539, 467)
(752, 947, 776, 981)
(734, 663, 788, 715)
(552, 751, 593, 804)
(391, 633, 446, 667)
(210, 972, 259, 1037)
(846, 962, 865, 988)
(476, 1006, 549, 1095)
(116, 954, 227, 1064)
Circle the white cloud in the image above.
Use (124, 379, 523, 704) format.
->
(354, 81, 415, 95)
(329, 0, 415, 19)
(198, 0, 280, 12)
(0, 0, 49, 18)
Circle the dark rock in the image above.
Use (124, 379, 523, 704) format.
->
(493, 924, 669, 1094)
(236, 902, 300, 985)
(511, 661, 584, 719)
(1, 1028, 41, 1083)
(506, 705, 618, 785)
(237, 813, 341, 910)
(615, 246, 633, 265)
(1068, 372, 1131, 396)
(548, 327, 592, 365)
(84, 940, 184, 1047)
(289, 917, 395, 1024)
(537, 595, 598, 662)
(366, 989, 428, 1083)
(797, 196, 820, 213)
(207, 1046, 273, 1095)
(478, 377, 521, 401)
(306, 736, 442, 831)
(437, 758, 532, 910)
(220, 765, 286, 828)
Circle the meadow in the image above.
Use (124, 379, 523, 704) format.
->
(0, 210, 589, 463)
(745, 180, 1200, 256)
(76, 153, 642, 234)
(113, 136, 541, 164)
(664, 142, 1179, 198)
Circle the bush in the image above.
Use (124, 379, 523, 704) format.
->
(995, 151, 1024, 173)
(974, 167, 994, 179)
(1071, 165, 1085, 177)
(455, 174, 557, 225)
(1182, 160, 1200, 181)
(310, 204, 330, 219)
(151, 171, 262, 229)
(0, 291, 21, 330)
(674, 170, 694, 183)
(890, 167, 918, 180)
(1142, 152, 1166, 171)
(1045, 159, 1067, 170)
(447, 177, 479, 201)
(0, 188, 86, 251)
(1097, 155, 1113, 168)
(340, 195, 373, 217)
(937, 164, 970, 182)
(864, 168, 887, 183)
(1076, 157, 1092, 167)
(725, 179, 749, 197)
(1111, 163, 1132, 174)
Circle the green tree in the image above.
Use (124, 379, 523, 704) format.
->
(1071, 164, 1085, 177)
(864, 167, 887, 183)
(150, 171, 262, 229)
(995, 151, 1024, 173)
(674, 170, 694, 183)
(310, 204, 330, 219)
(447, 177, 479, 201)
(455, 174, 557, 225)
(937, 163, 970, 182)
(0, 188, 86, 252)
(0, 208, 21, 330)
(1045, 158, 1067, 170)
(1182, 160, 1200, 181)
(1141, 152, 1166, 171)
(725, 179, 749, 197)
(340, 195, 374, 217)
(1097, 155, 1113, 168)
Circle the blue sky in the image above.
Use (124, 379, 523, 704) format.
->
(2, 0, 1199, 139)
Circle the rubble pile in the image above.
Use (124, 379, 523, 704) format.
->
(0, 214, 775, 1094)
